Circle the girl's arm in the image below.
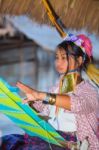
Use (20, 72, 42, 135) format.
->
(39, 92, 71, 110)
(16, 82, 71, 110)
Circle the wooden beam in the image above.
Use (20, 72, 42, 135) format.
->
(0, 40, 37, 50)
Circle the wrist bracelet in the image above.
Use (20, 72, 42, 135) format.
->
(43, 93, 56, 105)
(43, 93, 51, 104)
(49, 94, 56, 105)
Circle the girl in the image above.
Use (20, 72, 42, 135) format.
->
(2, 34, 99, 150)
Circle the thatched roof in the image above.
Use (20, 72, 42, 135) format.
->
(0, 0, 99, 35)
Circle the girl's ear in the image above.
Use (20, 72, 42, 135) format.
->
(78, 56, 83, 67)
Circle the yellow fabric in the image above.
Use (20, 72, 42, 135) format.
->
(60, 73, 75, 93)
(86, 64, 99, 86)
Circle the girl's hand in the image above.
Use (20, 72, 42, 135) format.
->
(16, 82, 40, 104)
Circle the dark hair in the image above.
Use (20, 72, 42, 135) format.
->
(57, 41, 90, 69)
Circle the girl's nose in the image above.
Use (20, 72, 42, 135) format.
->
(57, 59, 62, 65)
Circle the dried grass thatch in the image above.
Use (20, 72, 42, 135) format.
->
(0, 0, 99, 34)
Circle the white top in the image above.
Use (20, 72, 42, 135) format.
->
(48, 105, 77, 132)
(43, 82, 77, 132)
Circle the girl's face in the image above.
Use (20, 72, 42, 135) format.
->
(55, 46, 83, 75)
(55, 48, 68, 74)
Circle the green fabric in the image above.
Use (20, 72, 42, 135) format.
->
(0, 78, 66, 147)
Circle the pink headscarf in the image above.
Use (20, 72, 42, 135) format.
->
(64, 34, 93, 58)
(77, 34, 92, 58)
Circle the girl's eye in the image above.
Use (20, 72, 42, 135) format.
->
(62, 56, 66, 60)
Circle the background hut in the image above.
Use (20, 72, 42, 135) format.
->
(0, 0, 99, 34)
(0, 20, 56, 91)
